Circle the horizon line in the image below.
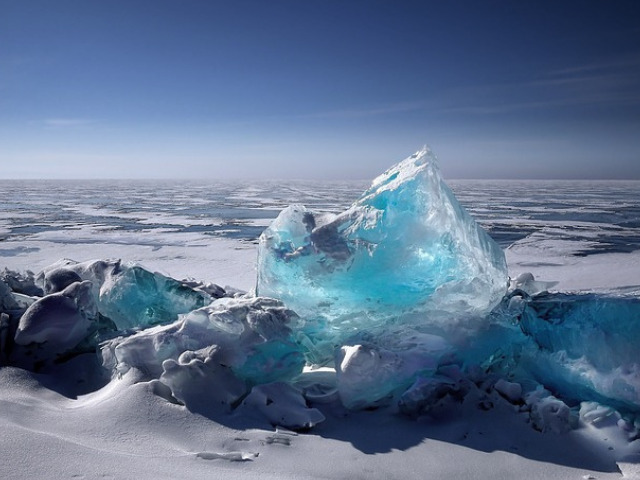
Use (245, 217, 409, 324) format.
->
(1, 176, 639, 182)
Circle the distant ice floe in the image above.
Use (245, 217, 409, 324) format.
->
(0, 148, 639, 442)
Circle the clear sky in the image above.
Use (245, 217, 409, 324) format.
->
(1, 0, 639, 179)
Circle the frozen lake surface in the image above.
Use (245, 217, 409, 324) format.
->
(1, 179, 639, 292)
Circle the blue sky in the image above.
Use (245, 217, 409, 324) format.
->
(1, 0, 639, 179)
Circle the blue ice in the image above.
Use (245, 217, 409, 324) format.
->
(516, 292, 640, 412)
(257, 147, 508, 363)
(39, 259, 212, 330)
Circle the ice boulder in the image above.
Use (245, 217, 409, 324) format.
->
(517, 292, 640, 412)
(101, 296, 306, 407)
(14, 280, 96, 349)
(11, 280, 114, 369)
(38, 259, 213, 330)
(257, 147, 508, 361)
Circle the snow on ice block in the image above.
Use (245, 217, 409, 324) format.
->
(160, 346, 248, 413)
(257, 147, 508, 360)
(10, 280, 109, 369)
(335, 331, 450, 409)
(39, 259, 212, 330)
(518, 292, 640, 412)
(14, 280, 96, 350)
(239, 382, 325, 430)
(102, 296, 306, 391)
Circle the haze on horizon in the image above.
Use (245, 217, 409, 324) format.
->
(1, 0, 639, 180)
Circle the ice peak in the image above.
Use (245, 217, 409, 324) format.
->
(367, 146, 437, 196)
(257, 147, 507, 364)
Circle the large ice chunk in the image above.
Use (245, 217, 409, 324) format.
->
(38, 259, 213, 330)
(257, 147, 508, 361)
(101, 296, 306, 411)
(10, 280, 114, 369)
(14, 280, 96, 348)
(517, 292, 640, 412)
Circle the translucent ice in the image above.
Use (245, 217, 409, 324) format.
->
(331, 276, 640, 413)
(4, 145, 640, 428)
(257, 147, 508, 361)
(39, 259, 212, 330)
(517, 292, 640, 412)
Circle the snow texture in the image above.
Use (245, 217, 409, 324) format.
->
(100, 295, 307, 420)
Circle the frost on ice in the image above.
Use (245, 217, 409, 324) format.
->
(257, 147, 508, 362)
(1, 147, 639, 433)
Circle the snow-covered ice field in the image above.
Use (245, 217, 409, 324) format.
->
(1, 176, 640, 479)
(2, 178, 639, 293)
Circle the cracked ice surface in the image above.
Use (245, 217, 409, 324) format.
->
(257, 147, 508, 362)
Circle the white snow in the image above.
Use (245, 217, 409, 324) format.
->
(0, 235, 258, 292)
(506, 240, 640, 294)
(1, 238, 639, 479)
(0, 364, 634, 480)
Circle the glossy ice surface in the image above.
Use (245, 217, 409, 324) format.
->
(257, 148, 508, 363)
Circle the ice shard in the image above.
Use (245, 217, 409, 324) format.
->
(516, 292, 640, 412)
(39, 259, 212, 330)
(257, 147, 508, 362)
